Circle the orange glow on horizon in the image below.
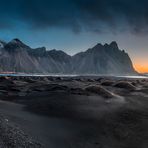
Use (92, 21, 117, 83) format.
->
(133, 63, 148, 73)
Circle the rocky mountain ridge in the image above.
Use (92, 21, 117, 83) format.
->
(0, 39, 136, 75)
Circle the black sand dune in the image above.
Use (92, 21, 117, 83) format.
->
(0, 76, 147, 148)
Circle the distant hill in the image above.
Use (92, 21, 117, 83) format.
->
(0, 38, 137, 75)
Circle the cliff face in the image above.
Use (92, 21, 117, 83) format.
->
(0, 39, 136, 75)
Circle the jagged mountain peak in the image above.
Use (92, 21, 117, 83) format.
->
(109, 41, 119, 49)
(0, 40, 6, 48)
(92, 41, 119, 49)
(85, 43, 103, 53)
(9, 38, 26, 45)
(87, 41, 119, 54)
(49, 49, 64, 53)
(72, 41, 136, 74)
(35, 46, 46, 51)
(5, 38, 30, 51)
(12, 38, 22, 42)
(48, 49, 70, 57)
(93, 43, 103, 49)
(104, 43, 109, 46)
(29, 47, 47, 57)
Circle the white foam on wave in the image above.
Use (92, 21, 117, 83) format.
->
(116, 75, 148, 79)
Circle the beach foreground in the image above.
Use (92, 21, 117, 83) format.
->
(0, 76, 147, 148)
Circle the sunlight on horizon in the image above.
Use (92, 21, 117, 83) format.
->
(133, 63, 148, 73)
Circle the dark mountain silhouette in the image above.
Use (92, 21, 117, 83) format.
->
(0, 39, 136, 75)
(72, 41, 135, 74)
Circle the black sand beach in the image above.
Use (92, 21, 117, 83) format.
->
(0, 76, 147, 148)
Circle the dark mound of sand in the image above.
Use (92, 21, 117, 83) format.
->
(85, 85, 114, 98)
(114, 81, 137, 90)
(101, 80, 115, 86)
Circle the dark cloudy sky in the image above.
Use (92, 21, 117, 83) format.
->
(0, 0, 148, 72)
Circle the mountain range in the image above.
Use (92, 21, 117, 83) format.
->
(0, 39, 136, 75)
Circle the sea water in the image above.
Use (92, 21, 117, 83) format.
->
(0, 73, 147, 79)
